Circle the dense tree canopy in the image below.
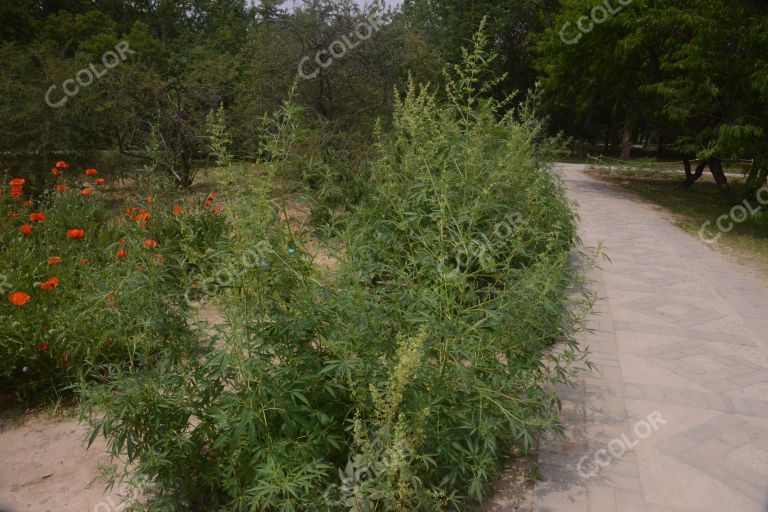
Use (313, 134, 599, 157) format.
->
(0, 0, 439, 184)
(1, 0, 765, 197)
(537, 0, 768, 196)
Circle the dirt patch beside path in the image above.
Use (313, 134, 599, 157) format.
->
(0, 413, 122, 512)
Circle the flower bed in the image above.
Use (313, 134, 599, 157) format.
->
(0, 163, 228, 402)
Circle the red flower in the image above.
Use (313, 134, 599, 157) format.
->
(125, 207, 137, 216)
(39, 343, 49, 353)
(20, 224, 32, 235)
(146, 196, 154, 204)
(85, 168, 98, 176)
(80, 258, 89, 265)
(143, 239, 158, 250)
(213, 206, 223, 214)
(55, 161, 69, 169)
(52, 167, 62, 176)
(208, 193, 218, 200)
(81, 188, 93, 196)
(48, 256, 61, 265)
(9, 292, 30, 306)
(134, 210, 151, 227)
(41, 277, 59, 291)
(116, 249, 127, 259)
(9, 211, 18, 219)
(204, 199, 213, 207)
(95, 178, 106, 186)
(67, 229, 85, 239)
(173, 205, 184, 216)
(30, 212, 46, 223)
(10, 179, 24, 200)
(56, 184, 69, 192)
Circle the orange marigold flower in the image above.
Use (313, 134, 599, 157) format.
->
(23, 199, 32, 206)
(134, 210, 151, 227)
(9, 292, 30, 306)
(81, 188, 93, 196)
(146, 196, 154, 204)
(20, 224, 32, 235)
(213, 206, 223, 213)
(40, 277, 59, 291)
(48, 256, 61, 265)
(39, 343, 49, 353)
(55, 161, 69, 169)
(143, 239, 158, 250)
(56, 184, 69, 192)
(116, 249, 127, 259)
(85, 168, 98, 176)
(95, 178, 106, 186)
(173, 204, 184, 216)
(30, 212, 45, 223)
(67, 229, 85, 239)
(10, 179, 24, 200)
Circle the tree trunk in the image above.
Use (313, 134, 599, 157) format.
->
(682, 158, 707, 187)
(577, 137, 586, 159)
(610, 122, 620, 156)
(620, 125, 633, 160)
(745, 160, 767, 191)
(708, 156, 737, 203)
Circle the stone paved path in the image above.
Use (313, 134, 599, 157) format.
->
(533, 164, 768, 512)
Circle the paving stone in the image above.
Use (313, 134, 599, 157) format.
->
(587, 485, 616, 511)
(531, 166, 768, 512)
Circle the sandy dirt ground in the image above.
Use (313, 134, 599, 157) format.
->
(0, 409, 535, 512)
(476, 451, 535, 512)
(0, 413, 123, 512)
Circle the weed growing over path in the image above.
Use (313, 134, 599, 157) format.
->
(81, 28, 591, 511)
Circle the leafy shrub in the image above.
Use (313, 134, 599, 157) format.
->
(82, 28, 590, 512)
(0, 165, 229, 402)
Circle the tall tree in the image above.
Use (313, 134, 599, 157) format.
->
(402, 0, 558, 95)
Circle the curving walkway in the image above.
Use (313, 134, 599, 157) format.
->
(533, 164, 768, 512)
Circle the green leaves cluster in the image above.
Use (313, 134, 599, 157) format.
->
(82, 35, 589, 511)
